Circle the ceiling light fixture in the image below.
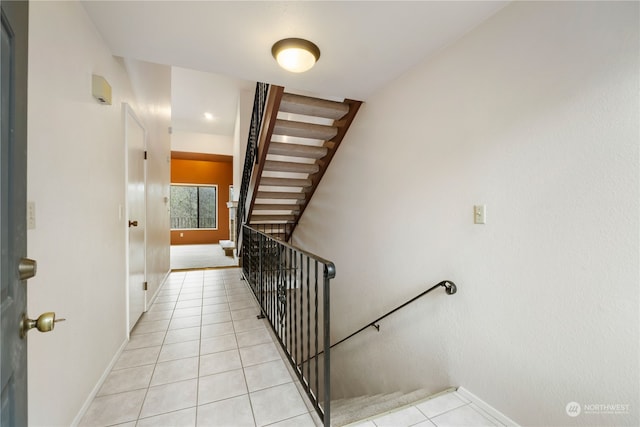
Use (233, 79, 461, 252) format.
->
(271, 38, 320, 73)
(204, 112, 214, 120)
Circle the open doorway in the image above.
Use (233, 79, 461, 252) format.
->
(169, 151, 238, 270)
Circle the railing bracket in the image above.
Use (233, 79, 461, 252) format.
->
(371, 323, 380, 332)
(257, 313, 266, 319)
(442, 281, 457, 295)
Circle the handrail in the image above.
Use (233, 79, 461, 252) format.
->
(306, 280, 457, 362)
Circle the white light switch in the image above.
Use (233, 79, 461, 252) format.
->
(474, 205, 486, 224)
(27, 201, 36, 229)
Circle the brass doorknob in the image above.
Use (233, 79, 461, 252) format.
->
(21, 312, 66, 338)
(128, 220, 138, 227)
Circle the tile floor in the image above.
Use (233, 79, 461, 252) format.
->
(350, 390, 507, 427)
(79, 268, 319, 427)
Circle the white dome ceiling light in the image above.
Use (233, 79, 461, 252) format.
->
(271, 38, 321, 73)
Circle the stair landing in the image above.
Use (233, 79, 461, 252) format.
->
(342, 388, 516, 427)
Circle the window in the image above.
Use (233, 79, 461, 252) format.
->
(170, 184, 217, 229)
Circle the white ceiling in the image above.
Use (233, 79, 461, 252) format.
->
(82, 1, 508, 137)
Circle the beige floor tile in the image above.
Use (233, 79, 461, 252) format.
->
(79, 389, 146, 426)
(232, 308, 260, 321)
(141, 308, 174, 321)
(113, 346, 161, 370)
(199, 349, 242, 376)
(97, 365, 154, 396)
(237, 328, 272, 348)
(196, 394, 255, 427)
(175, 299, 202, 310)
(158, 340, 200, 362)
(201, 321, 235, 338)
(164, 326, 200, 344)
(201, 303, 230, 314)
(132, 319, 170, 335)
(201, 311, 232, 325)
(150, 356, 199, 386)
(244, 360, 293, 392)
(239, 342, 281, 367)
(172, 307, 202, 319)
(136, 407, 196, 427)
(371, 406, 428, 427)
(126, 331, 165, 350)
(416, 392, 467, 418)
(250, 382, 308, 427)
(139, 379, 198, 419)
(268, 412, 317, 427)
(233, 316, 266, 333)
(203, 296, 228, 306)
(200, 334, 238, 355)
(169, 315, 201, 330)
(198, 368, 248, 405)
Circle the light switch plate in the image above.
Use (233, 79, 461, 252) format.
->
(474, 205, 486, 224)
(27, 201, 36, 229)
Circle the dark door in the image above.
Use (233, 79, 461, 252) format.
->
(0, 1, 29, 425)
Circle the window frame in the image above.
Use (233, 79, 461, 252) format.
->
(170, 183, 219, 231)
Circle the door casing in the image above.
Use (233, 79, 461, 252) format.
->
(124, 104, 147, 333)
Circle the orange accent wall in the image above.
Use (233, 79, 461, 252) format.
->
(171, 158, 233, 245)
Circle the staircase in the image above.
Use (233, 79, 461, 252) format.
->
(331, 389, 436, 426)
(239, 85, 362, 247)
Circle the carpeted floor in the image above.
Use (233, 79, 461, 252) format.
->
(170, 244, 239, 270)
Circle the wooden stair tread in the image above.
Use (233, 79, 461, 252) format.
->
(279, 93, 348, 120)
(268, 142, 328, 159)
(273, 119, 338, 141)
(260, 177, 312, 187)
(263, 160, 319, 174)
(253, 204, 301, 211)
(256, 191, 306, 200)
(249, 214, 296, 222)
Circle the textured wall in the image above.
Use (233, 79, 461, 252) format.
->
(293, 2, 639, 426)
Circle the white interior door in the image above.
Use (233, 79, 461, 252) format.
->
(125, 105, 146, 332)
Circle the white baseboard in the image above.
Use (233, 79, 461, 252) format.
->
(70, 338, 129, 426)
(147, 269, 171, 309)
(456, 386, 520, 427)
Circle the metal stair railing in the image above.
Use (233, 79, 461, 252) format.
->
(236, 82, 269, 249)
(242, 224, 334, 426)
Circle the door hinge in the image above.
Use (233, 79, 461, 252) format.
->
(143, 281, 148, 291)
(144, 151, 148, 160)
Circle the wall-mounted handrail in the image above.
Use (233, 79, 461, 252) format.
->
(305, 280, 456, 363)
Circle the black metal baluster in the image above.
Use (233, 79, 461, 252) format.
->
(306, 256, 311, 391)
(298, 252, 303, 373)
(288, 247, 293, 360)
(293, 250, 297, 364)
(314, 260, 319, 405)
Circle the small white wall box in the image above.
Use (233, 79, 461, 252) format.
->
(92, 74, 112, 105)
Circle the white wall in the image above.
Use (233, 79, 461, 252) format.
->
(26, 1, 168, 425)
(293, 2, 638, 426)
(171, 130, 233, 155)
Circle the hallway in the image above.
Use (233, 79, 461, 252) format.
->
(79, 268, 318, 426)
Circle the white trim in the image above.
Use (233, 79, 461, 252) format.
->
(70, 338, 129, 426)
(146, 269, 171, 308)
(123, 103, 148, 332)
(456, 387, 520, 427)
